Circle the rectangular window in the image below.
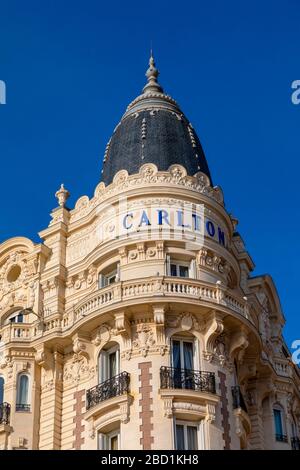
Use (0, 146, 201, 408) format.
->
(274, 409, 283, 435)
(99, 263, 120, 288)
(168, 260, 190, 278)
(175, 421, 199, 450)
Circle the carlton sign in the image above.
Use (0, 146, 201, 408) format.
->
(101, 204, 227, 248)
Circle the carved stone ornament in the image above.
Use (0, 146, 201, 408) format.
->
(132, 324, 156, 357)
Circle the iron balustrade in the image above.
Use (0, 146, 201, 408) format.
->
(16, 404, 30, 412)
(276, 433, 288, 443)
(291, 437, 300, 450)
(0, 402, 11, 425)
(86, 372, 130, 410)
(231, 385, 248, 413)
(160, 366, 216, 394)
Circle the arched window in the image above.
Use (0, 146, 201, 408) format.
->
(273, 404, 287, 442)
(16, 374, 30, 412)
(0, 376, 4, 404)
(6, 310, 24, 324)
(98, 343, 120, 383)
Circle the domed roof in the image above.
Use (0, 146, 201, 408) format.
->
(101, 54, 212, 185)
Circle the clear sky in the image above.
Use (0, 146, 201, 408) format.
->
(0, 0, 299, 348)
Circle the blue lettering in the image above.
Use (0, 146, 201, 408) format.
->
(206, 220, 215, 237)
(139, 210, 151, 227)
(123, 213, 133, 230)
(157, 209, 170, 226)
(192, 214, 202, 231)
(177, 210, 191, 228)
(218, 227, 225, 246)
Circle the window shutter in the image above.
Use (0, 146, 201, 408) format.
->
(116, 262, 121, 282)
(98, 433, 106, 450)
(166, 255, 171, 276)
(99, 273, 105, 288)
(189, 259, 196, 279)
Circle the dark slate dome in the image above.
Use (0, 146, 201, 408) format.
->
(101, 55, 212, 185)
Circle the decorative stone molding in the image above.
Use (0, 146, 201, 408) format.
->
(132, 324, 156, 358)
(114, 311, 130, 339)
(160, 390, 218, 422)
(203, 310, 224, 357)
(69, 164, 224, 226)
(229, 326, 249, 362)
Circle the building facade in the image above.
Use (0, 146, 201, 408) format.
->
(0, 55, 300, 451)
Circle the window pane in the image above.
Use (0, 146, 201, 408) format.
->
(170, 264, 177, 277)
(109, 352, 117, 378)
(18, 375, 29, 405)
(176, 424, 185, 450)
(172, 341, 181, 369)
(0, 376, 4, 403)
(17, 313, 24, 323)
(187, 426, 198, 450)
(108, 275, 116, 285)
(179, 266, 189, 278)
(110, 435, 118, 450)
(183, 342, 193, 370)
(274, 409, 283, 435)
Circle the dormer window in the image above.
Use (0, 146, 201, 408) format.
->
(7, 310, 25, 324)
(166, 255, 196, 279)
(99, 263, 120, 288)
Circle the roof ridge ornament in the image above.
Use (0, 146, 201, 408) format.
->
(143, 52, 163, 94)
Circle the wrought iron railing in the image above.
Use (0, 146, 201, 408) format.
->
(86, 372, 130, 410)
(276, 433, 288, 443)
(16, 404, 30, 412)
(291, 437, 300, 450)
(231, 385, 248, 413)
(0, 402, 11, 424)
(160, 367, 216, 394)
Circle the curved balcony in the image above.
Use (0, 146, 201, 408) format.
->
(160, 366, 216, 394)
(86, 372, 130, 411)
(74, 276, 250, 324)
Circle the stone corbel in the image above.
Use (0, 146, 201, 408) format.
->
(229, 326, 249, 363)
(206, 402, 216, 423)
(114, 311, 130, 339)
(119, 395, 133, 424)
(162, 396, 174, 418)
(203, 310, 224, 359)
(35, 346, 53, 370)
(72, 333, 90, 360)
(153, 304, 166, 345)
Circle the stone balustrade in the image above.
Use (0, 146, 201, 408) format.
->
(0, 277, 251, 344)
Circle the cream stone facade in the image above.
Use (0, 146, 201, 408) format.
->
(0, 56, 300, 451)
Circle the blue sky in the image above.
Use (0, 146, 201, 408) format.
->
(0, 0, 299, 348)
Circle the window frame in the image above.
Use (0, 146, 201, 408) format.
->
(166, 256, 196, 279)
(98, 345, 120, 384)
(174, 419, 202, 450)
(16, 373, 31, 412)
(98, 429, 120, 450)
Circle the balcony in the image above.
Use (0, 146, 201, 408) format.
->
(160, 366, 216, 394)
(0, 403, 11, 425)
(231, 386, 247, 413)
(276, 433, 288, 443)
(16, 404, 30, 412)
(74, 277, 250, 324)
(86, 372, 130, 411)
(291, 437, 300, 450)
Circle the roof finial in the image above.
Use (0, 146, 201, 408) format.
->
(143, 50, 163, 94)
